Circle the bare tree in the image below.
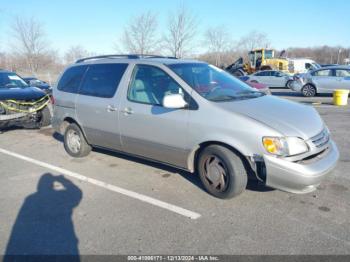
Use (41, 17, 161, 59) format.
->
(204, 26, 231, 66)
(163, 4, 198, 58)
(286, 46, 350, 64)
(10, 16, 49, 73)
(119, 11, 159, 55)
(64, 45, 90, 64)
(238, 31, 270, 51)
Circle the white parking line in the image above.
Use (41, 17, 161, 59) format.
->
(0, 147, 201, 220)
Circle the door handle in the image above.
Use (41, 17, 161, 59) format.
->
(121, 107, 133, 115)
(107, 105, 117, 112)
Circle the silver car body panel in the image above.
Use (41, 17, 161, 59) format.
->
(291, 66, 350, 94)
(249, 70, 290, 87)
(264, 141, 339, 193)
(52, 58, 339, 194)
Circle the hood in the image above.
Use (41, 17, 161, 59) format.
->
(31, 83, 51, 89)
(0, 86, 46, 101)
(217, 95, 324, 139)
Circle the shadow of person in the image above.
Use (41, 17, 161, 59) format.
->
(4, 173, 82, 261)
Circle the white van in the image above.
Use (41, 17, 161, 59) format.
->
(288, 58, 321, 74)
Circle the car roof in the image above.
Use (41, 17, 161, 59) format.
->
(0, 69, 14, 74)
(73, 54, 206, 66)
(313, 65, 350, 71)
(254, 70, 279, 74)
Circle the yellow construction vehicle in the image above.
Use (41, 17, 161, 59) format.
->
(226, 48, 289, 76)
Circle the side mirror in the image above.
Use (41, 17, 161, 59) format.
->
(162, 94, 188, 109)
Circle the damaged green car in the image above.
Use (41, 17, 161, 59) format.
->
(0, 70, 51, 130)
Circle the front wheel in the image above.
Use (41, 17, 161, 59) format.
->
(64, 123, 92, 157)
(285, 80, 293, 89)
(197, 145, 247, 199)
(302, 84, 317, 97)
(37, 106, 51, 127)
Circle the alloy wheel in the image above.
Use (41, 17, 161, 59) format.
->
(302, 84, 316, 97)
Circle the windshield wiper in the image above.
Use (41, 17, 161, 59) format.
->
(210, 95, 240, 102)
(236, 90, 261, 95)
(236, 90, 264, 97)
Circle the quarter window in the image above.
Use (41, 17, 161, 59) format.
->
(79, 64, 128, 98)
(335, 70, 350, 77)
(128, 65, 184, 106)
(57, 65, 87, 93)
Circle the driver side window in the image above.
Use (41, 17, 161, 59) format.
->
(128, 64, 184, 106)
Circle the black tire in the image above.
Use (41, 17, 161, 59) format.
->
(64, 123, 91, 157)
(38, 106, 51, 127)
(197, 145, 247, 199)
(22, 106, 52, 129)
(302, 84, 317, 97)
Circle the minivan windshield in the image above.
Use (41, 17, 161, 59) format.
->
(168, 63, 264, 102)
(0, 72, 28, 89)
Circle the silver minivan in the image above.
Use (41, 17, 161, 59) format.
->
(52, 55, 339, 199)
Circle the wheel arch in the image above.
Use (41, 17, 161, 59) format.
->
(187, 140, 251, 173)
(285, 79, 292, 88)
(59, 116, 77, 134)
(62, 117, 92, 145)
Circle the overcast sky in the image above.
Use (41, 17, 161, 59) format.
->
(0, 0, 349, 55)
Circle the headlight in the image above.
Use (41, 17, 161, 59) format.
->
(263, 137, 309, 156)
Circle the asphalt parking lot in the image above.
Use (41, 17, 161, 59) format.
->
(0, 89, 350, 255)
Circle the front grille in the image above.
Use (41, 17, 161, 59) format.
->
(297, 147, 329, 164)
(311, 129, 330, 148)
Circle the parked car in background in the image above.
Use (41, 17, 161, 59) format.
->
(52, 54, 338, 199)
(0, 70, 51, 130)
(243, 70, 294, 88)
(291, 66, 350, 97)
(22, 77, 52, 94)
(239, 77, 271, 95)
(288, 58, 320, 74)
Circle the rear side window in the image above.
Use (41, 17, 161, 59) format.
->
(79, 64, 128, 98)
(312, 69, 332, 77)
(57, 65, 87, 93)
(335, 69, 350, 77)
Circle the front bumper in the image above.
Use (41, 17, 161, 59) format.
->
(290, 81, 303, 92)
(264, 140, 339, 193)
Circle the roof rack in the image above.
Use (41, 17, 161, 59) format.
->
(75, 54, 177, 63)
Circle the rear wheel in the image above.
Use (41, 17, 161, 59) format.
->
(64, 123, 91, 157)
(302, 84, 317, 97)
(197, 145, 247, 199)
